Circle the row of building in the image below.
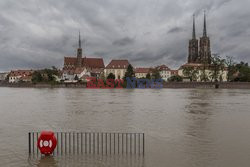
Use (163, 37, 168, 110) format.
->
(0, 13, 228, 83)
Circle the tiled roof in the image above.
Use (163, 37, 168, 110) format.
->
(179, 63, 204, 69)
(64, 57, 77, 65)
(135, 68, 151, 73)
(106, 60, 130, 69)
(156, 65, 171, 71)
(64, 57, 105, 69)
(171, 70, 178, 75)
(9, 70, 33, 77)
(83, 58, 104, 68)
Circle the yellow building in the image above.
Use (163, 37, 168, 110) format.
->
(178, 63, 228, 82)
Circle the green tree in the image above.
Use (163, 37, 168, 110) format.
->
(151, 68, 161, 79)
(146, 73, 151, 79)
(168, 75, 183, 82)
(32, 71, 43, 83)
(107, 73, 115, 79)
(210, 54, 225, 82)
(183, 67, 198, 81)
(124, 64, 135, 79)
(233, 62, 250, 82)
(225, 56, 236, 81)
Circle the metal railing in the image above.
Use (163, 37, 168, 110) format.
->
(28, 132, 145, 156)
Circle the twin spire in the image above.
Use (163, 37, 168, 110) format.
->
(203, 11, 207, 37)
(192, 11, 207, 39)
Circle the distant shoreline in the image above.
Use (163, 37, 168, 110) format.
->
(1, 82, 250, 89)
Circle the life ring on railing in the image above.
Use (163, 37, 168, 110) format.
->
(37, 131, 57, 155)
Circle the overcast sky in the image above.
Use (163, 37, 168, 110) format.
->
(0, 0, 250, 71)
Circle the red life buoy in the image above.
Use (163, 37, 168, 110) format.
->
(37, 131, 57, 155)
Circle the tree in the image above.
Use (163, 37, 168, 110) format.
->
(168, 75, 183, 82)
(233, 62, 250, 82)
(32, 71, 43, 83)
(151, 68, 161, 79)
(31, 67, 60, 83)
(146, 73, 151, 79)
(124, 64, 135, 79)
(182, 67, 198, 81)
(225, 56, 236, 81)
(107, 73, 115, 79)
(210, 54, 225, 82)
(74, 75, 79, 81)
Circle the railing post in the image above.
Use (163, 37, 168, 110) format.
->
(134, 133, 136, 154)
(143, 133, 145, 156)
(65, 133, 67, 154)
(28, 132, 31, 154)
(61, 132, 63, 154)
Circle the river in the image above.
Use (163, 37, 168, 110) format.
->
(0, 88, 250, 166)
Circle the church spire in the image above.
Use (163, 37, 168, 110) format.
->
(78, 31, 81, 48)
(203, 11, 207, 37)
(192, 14, 196, 39)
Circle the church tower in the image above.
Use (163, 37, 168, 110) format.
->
(188, 15, 199, 63)
(76, 31, 82, 67)
(199, 12, 211, 64)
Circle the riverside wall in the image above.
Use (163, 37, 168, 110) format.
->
(1, 81, 250, 89)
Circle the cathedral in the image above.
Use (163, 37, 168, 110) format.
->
(188, 12, 211, 64)
(62, 32, 105, 81)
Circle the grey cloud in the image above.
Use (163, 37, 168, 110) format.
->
(112, 37, 135, 46)
(0, 0, 250, 71)
(168, 27, 183, 34)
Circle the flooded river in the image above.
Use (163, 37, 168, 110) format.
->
(0, 88, 250, 166)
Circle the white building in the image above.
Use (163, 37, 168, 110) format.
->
(0, 72, 8, 81)
(135, 68, 151, 78)
(104, 60, 130, 79)
(156, 65, 172, 81)
(62, 67, 91, 82)
(8, 70, 33, 83)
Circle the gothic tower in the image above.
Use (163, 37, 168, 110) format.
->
(199, 12, 211, 64)
(188, 15, 199, 63)
(76, 31, 82, 67)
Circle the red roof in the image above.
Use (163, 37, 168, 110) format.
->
(83, 58, 104, 68)
(64, 57, 104, 69)
(171, 70, 178, 75)
(106, 60, 130, 69)
(179, 63, 204, 69)
(156, 65, 171, 71)
(135, 68, 150, 73)
(9, 70, 33, 77)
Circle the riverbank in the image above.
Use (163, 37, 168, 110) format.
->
(1, 81, 250, 89)
(163, 82, 250, 89)
(0, 82, 86, 88)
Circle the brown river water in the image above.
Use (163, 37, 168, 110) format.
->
(0, 88, 250, 167)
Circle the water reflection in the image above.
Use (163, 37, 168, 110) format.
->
(37, 156, 57, 167)
(183, 89, 217, 167)
(28, 155, 144, 167)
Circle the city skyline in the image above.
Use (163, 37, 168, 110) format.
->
(0, 0, 250, 71)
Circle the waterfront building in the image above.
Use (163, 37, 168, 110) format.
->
(8, 70, 33, 83)
(135, 68, 151, 78)
(179, 12, 227, 82)
(63, 33, 105, 82)
(0, 72, 8, 81)
(156, 65, 172, 81)
(170, 70, 178, 76)
(105, 60, 130, 79)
